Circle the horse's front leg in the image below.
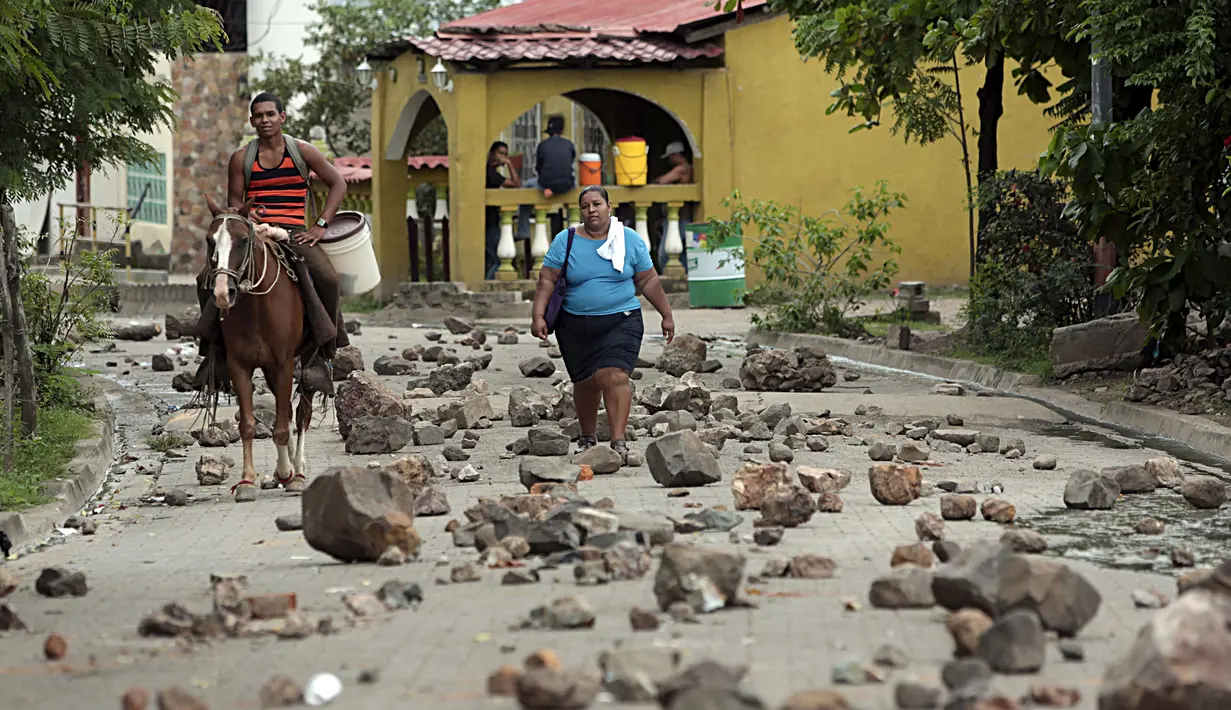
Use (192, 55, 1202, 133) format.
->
(228, 360, 258, 503)
(262, 360, 297, 491)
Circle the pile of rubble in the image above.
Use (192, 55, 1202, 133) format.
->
(1125, 348, 1231, 414)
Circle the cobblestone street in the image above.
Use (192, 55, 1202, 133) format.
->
(0, 307, 1225, 709)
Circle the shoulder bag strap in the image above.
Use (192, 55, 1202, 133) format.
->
(282, 135, 321, 222)
(559, 227, 576, 283)
(241, 139, 259, 194)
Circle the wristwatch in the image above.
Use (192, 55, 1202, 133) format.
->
(314, 217, 329, 229)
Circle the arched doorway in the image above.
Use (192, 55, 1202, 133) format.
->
(386, 90, 450, 281)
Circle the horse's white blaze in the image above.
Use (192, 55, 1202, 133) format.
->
(212, 222, 232, 308)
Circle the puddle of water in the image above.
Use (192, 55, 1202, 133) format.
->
(1024, 492, 1231, 576)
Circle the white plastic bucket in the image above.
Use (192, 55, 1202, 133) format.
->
(318, 211, 381, 296)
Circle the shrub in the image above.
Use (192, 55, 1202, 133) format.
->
(959, 170, 1093, 371)
(707, 182, 905, 336)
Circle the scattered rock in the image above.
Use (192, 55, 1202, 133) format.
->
(891, 543, 935, 568)
(797, 467, 851, 494)
(1000, 529, 1047, 554)
(301, 467, 420, 563)
(155, 687, 208, 710)
(894, 680, 942, 709)
(940, 494, 977, 521)
(372, 355, 417, 376)
(869, 464, 922, 505)
(519, 357, 556, 378)
(980, 499, 1016, 524)
(1170, 548, 1195, 568)
(997, 555, 1102, 636)
(1032, 455, 1057, 471)
(1104, 464, 1157, 494)
(443, 316, 473, 334)
(1180, 476, 1227, 509)
(646, 431, 722, 488)
(35, 567, 88, 598)
(274, 514, 303, 532)
(1134, 517, 1165, 535)
(1099, 587, 1231, 708)
(1062, 469, 1120, 510)
(868, 566, 935, 609)
(333, 345, 365, 380)
(896, 441, 931, 463)
(1058, 640, 1085, 662)
(258, 674, 303, 707)
(948, 608, 994, 657)
(413, 486, 450, 517)
(345, 416, 414, 454)
(43, 633, 66, 660)
(817, 492, 844, 513)
(789, 554, 837, 579)
(977, 609, 1046, 673)
(334, 371, 410, 440)
(933, 540, 962, 564)
(915, 512, 946, 541)
(1144, 457, 1184, 489)
(575, 444, 623, 474)
(868, 441, 895, 462)
(653, 544, 744, 613)
(657, 334, 708, 376)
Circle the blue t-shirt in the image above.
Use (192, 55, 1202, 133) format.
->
(543, 227, 653, 316)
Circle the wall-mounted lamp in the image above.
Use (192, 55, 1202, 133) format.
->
(431, 58, 453, 93)
(356, 58, 373, 86)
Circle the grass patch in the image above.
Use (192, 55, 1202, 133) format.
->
(942, 345, 1054, 379)
(862, 317, 951, 338)
(341, 293, 384, 314)
(0, 406, 95, 510)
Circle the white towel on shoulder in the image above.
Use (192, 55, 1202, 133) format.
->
(595, 217, 626, 273)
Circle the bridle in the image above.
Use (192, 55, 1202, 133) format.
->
(210, 213, 294, 307)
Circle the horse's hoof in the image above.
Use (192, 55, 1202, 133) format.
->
(234, 482, 258, 502)
(259, 475, 280, 490)
(284, 474, 308, 493)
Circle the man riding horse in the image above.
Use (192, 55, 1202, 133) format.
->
(194, 91, 349, 395)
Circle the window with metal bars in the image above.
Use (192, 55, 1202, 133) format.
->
(127, 154, 168, 225)
(510, 105, 541, 183)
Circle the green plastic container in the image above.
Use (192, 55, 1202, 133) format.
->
(684, 222, 745, 308)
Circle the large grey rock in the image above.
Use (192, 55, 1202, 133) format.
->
(345, 416, 413, 455)
(1049, 312, 1147, 378)
(1180, 476, 1228, 509)
(372, 355, 417, 376)
(646, 430, 722, 487)
(639, 373, 712, 417)
(520, 357, 556, 378)
(528, 428, 571, 457)
(1063, 469, 1121, 510)
(996, 555, 1101, 636)
(977, 609, 1045, 673)
(657, 334, 707, 377)
(332, 345, 365, 380)
(439, 392, 494, 429)
(1103, 464, 1157, 494)
(301, 467, 420, 562)
(931, 543, 1012, 615)
(869, 566, 936, 609)
(739, 346, 837, 392)
(422, 362, 477, 395)
(334, 371, 411, 440)
(508, 386, 549, 427)
(653, 544, 744, 613)
(518, 457, 581, 491)
(575, 444, 623, 474)
(599, 647, 681, 702)
(1098, 586, 1231, 708)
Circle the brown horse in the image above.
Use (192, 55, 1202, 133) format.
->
(203, 195, 313, 502)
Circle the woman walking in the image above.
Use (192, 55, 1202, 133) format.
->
(531, 186, 676, 455)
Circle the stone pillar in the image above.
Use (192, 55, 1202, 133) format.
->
(496, 206, 518, 281)
(634, 203, 651, 250)
(531, 205, 550, 273)
(663, 202, 686, 279)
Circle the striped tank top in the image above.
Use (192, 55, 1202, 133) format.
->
(247, 143, 308, 228)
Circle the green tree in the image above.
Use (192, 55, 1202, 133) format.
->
(257, 0, 497, 158)
(1040, 0, 1231, 351)
(0, 0, 223, 437)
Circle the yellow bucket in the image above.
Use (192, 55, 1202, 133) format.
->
(612, 137, 648, 186)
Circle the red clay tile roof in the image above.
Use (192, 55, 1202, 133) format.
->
(372, 0, 769, 64)
(441, 0, 768, 35)
(405, 35, 723, 63)
(313, 156, 448, 183)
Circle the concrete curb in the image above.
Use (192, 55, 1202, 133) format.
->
(0, 378, 118, 553)
(747, 328, 1231, 462)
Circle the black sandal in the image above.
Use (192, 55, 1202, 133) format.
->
(576, 435, 597, 453)
(611, 441, 628, 458)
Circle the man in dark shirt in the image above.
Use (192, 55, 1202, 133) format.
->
(535, 115, 575, 198)
(486, 141, 520, 279)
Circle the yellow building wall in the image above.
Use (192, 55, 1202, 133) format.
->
(723, 15, 1055, 286)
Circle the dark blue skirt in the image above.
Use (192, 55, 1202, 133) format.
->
(555, 310, 644, 383)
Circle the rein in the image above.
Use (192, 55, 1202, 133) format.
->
(211, 214, 296, 306)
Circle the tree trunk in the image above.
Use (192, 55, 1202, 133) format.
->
(0, 195, 37, 436)
(952, 55, 977, 279)
(975, 51, 1004, 262)
(0, 201, 15, 471)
